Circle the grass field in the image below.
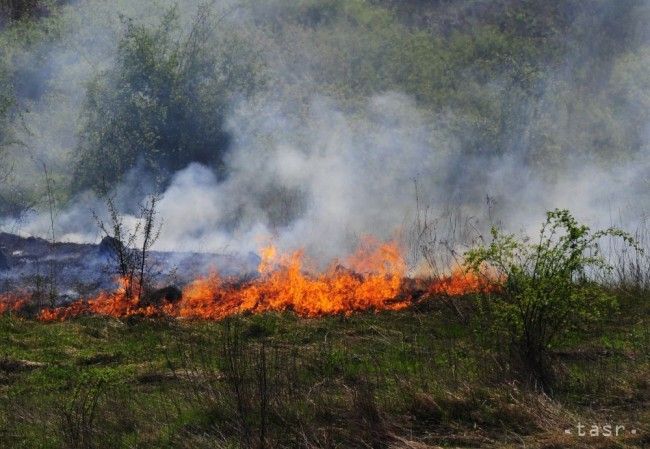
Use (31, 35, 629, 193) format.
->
(0, 292, 647, 449)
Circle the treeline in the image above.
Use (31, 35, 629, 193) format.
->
(0, 0, 648, 211)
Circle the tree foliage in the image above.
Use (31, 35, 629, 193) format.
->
(73, 7, 267, 193)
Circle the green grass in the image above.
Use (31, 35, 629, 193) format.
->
(0, 295, 647, 449)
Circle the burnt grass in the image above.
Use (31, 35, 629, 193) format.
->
(0, 292, 647, 449)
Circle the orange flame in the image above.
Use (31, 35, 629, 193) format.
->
(428, 267, 500, 296)
(38, 277, 156, 321)
(164, 237, 408, 320)
(35, 238, 499, 322)
(0, 292, 28, 315)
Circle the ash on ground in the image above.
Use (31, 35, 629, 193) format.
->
(0, 233, 259, 305)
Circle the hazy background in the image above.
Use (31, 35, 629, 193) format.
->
(0, 0, 648, 264)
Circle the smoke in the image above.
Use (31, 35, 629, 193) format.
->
(146, 92, 454, 259)
(1, 0, 650, 267)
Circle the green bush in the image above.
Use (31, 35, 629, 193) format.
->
(465, 209, 636, 389)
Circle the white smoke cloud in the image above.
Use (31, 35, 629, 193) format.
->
(141, 92, 454, 261)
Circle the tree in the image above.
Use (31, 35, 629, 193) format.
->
(73, 5, 268, 191)
(73, 6, 266, 193)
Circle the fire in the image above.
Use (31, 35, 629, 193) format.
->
(38, 277, 158, 321)
(30, 238, 499, 322)
(428, 267, 500, 296)
(0, 292, 28, 314)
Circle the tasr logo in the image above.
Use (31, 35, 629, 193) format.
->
(565, 423, 638, 438)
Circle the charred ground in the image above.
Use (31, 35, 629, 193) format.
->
(0, 231, 259, 303)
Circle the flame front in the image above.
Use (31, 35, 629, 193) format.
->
(28, 238, 497, 322)
(38, 277, 156, 321)
(428, 267, 500, 296)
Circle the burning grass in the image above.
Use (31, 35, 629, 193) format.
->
(0, 292, 28, 315)
(19, 238, 498, 323)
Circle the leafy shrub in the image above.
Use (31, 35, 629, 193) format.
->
(465, 209, 636, 389)
(73, 6, 267, 193)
